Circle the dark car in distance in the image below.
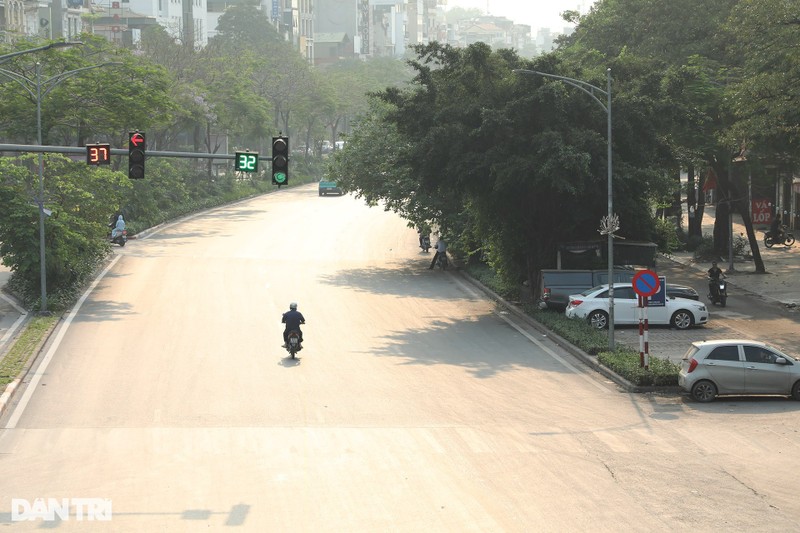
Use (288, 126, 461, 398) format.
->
(665, 284, 700, 301)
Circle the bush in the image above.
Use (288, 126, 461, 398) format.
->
(464, 263, 520, 301)
(692, 235, 717, 260)
(526, 307, 609, 355)
(598, 350, 680, 386)
(652, 218, 681, 255)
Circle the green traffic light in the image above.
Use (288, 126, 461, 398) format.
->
(273, 172, 287, 184)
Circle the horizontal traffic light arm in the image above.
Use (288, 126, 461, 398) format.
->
(0, 143, 270, 161)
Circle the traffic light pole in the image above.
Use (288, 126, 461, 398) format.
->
(0, 144, 271, 162)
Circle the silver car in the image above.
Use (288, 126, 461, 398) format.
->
(679, 339, 800, 402)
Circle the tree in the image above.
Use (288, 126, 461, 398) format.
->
(332, 42, 673, 294)
(0, 154, 130, 308)
(561, 0, 768, 271)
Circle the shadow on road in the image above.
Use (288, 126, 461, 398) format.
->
(367, 314, 577, 379)
(318, 260, 479, 300)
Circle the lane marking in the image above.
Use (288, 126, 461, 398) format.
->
(451, 275, 608, 392)
(1, 292, 26, 314)
(0, 313, 27, 349)
(4, 255, 121, 429)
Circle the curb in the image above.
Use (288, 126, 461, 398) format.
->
(454, 269, 681, 394)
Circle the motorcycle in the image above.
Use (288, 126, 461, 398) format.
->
(419, 235, 431, 253)
(435, 252, 448, 270)
(285, 330, 302, 359)
(764, 225, 795, 248)
(707, 277, 728, 307)
(110, 229, 127, 247)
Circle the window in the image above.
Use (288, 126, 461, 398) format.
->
(744, 346, 783, 364)
(614, 287, 636, 299)
(707, 345, 740, 361)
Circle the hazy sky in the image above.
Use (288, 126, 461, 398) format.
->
(446, 0, 591, 31)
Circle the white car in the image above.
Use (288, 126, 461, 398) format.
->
(565, 283, 709, 330)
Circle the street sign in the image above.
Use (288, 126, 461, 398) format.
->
(649, 276, 667, 307)
(632, 269, 660, 298)
(86, 143, 111, 165)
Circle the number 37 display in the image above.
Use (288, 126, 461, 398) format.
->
(86, 144, 111, 165)
(235, 151, 259, 173)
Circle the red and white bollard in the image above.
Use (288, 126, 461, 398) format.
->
(638, 295, 650, 370)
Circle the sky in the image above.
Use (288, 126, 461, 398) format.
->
(446, 0, 592, 32)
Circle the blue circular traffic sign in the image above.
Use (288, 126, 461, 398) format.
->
(632, 269, 661, 297)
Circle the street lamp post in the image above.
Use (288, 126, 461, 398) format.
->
(0, 43, 120, 313)
(513, 68, 617, 350)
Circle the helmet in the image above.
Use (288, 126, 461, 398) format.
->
(290, 302, 298, 310)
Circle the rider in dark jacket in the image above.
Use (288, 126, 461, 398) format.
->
(770, 214, 783, 242)
(707, 261, 725, 298)
(282, 302, 305, 347)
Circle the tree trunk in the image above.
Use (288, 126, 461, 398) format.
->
(711, 160, 766, 273)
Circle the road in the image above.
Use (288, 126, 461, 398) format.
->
(620, 259, 800, 363)
(2, 185, 799, 531)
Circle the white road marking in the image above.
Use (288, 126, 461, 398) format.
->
(1, 292, 26, 314)
(0, 312, 27, 349)
(4, 255, 121, 429)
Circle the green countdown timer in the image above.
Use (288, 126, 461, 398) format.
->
(235, 151, 259, 173)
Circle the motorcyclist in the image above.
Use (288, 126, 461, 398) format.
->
(429, 237, 447, 269)
(707, 261, 725, 299)
(111, 214, 126, 240)
(770, 214, 784, 243)
(418, 225, 431, 251)
(281, 302, 305, 349)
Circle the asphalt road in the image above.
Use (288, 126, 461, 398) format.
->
(1, 185, 799, 531)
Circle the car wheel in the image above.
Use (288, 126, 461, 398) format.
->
(587, 310, 609, 329)
(691, 380, 718, 402)
(791, 380, 800, 401)
(671, 310, 694, 330)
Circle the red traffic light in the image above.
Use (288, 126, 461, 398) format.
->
(128, 131, 146, 179)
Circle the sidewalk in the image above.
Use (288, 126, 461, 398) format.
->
(669, 206, 800, 308)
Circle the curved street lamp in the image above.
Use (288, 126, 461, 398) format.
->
(0, 42, 120, 314)
(513, 68, 617, 350)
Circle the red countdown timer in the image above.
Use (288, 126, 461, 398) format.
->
(86, 143, 111, 165)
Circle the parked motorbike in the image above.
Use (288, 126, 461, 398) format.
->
(419, 235, 431, 253)
(285, 330, 302, 359)
(707, 277, 728, 307)
(110, 229, 127, 247)
(764, 225, 795, 248)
